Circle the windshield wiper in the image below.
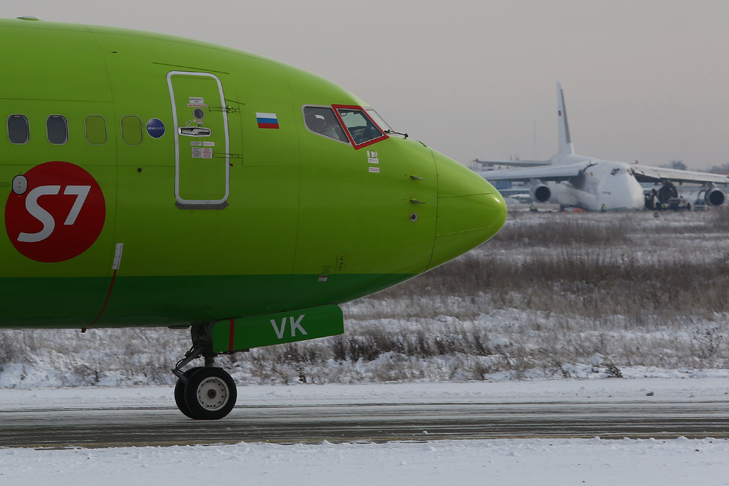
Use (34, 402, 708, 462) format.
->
(385, 129, 408, 139)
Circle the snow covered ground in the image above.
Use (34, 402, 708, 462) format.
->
(2, 379, 729, 485)
(2, 436, 729, 486)
(2, 374, 729, 409)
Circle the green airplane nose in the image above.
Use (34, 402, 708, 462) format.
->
(428, 151, 507, 270)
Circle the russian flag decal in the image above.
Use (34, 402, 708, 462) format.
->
(256, 112, 279, 129)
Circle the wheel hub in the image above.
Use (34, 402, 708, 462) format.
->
(196, 376, 229, 411)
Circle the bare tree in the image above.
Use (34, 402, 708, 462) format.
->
(709, 162, 729, 173)
(663, 160, 687, 170)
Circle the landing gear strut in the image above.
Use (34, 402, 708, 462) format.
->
(172, 324, 237, 420)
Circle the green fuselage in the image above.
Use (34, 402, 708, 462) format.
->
(0, 18, 506, 329)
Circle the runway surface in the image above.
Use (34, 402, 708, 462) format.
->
(1, 400, 728, 448)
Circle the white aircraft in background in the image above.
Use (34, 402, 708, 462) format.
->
(475, 82, 729, 210)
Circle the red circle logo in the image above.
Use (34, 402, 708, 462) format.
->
(5, 162, 106, 263)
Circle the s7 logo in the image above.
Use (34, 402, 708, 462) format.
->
(18, 185, 91, 242)
(5, 162, 106, 263)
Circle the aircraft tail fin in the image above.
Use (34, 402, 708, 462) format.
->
(556, 81, 574, 156)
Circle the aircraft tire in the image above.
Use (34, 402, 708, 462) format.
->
(174, 367, 202, 419)
(184, 367, 237, 420)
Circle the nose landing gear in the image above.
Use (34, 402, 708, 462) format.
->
(172, 324, 238, 420)
(181, 367, 237, 420)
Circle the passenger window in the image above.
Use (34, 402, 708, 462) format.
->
(303, 106, 349, 143)
(7, 115, 29, 144)
(121, 116, 143, 145)
(85, 115, 107, 145)
(336, 108, 384, 146)
(47, 115, 68, 145)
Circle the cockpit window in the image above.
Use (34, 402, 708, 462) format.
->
(303, 106, 349, 144)
(335, 107, 385, 146)
(365, 109, 392, 133)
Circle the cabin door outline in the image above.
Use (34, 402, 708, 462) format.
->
(167, 71, 230, 209)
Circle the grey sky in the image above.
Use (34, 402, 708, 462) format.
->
(5, 1, 729, 169)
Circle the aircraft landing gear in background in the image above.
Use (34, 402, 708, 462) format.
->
(657, 181, 678, 205)
(172, 325, 238, 420)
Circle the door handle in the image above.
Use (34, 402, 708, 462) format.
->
(179, 127, 212, 137)
(410, 198, 425, 204)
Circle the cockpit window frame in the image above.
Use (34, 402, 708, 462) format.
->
(302, 105, 351, 145)
(332, 104, 389, 150)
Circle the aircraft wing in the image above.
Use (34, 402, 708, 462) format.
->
(478, 162, 587, 182)
(629, 165, 729, 185)
(476, 159, 552, 168)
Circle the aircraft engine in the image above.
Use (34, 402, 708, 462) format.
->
(704, 187, 726, 207)
(529, 183, 551, 203)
